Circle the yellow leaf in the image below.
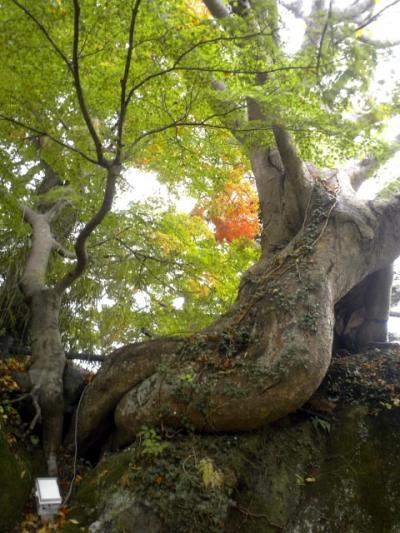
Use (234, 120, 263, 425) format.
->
(69, 518, 80, 524)
(197, 458, 224, 489)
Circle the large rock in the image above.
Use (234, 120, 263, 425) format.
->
(64, 347, 400, 532)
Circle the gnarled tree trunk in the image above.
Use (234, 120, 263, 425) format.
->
(76, 125, 400, 454)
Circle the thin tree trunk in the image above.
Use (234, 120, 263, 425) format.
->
(29, 288, 65, 475)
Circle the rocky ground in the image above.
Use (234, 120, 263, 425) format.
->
(2, 345, 400, 532)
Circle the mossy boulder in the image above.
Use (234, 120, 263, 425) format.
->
(64, 347, 400, 532)
(288, 406, 400, 532)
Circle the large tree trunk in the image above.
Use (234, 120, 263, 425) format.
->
(76, 165, 400, 453)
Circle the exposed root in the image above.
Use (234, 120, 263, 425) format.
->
(28, 392, 41, 433)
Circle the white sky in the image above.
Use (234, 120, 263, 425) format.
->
(115, 167, 196, 213)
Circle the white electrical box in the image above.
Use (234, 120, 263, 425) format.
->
(35, 477, 62, 520)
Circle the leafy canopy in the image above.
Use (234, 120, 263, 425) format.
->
(0, 0, 398, 352)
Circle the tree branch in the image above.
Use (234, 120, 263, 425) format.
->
(316, 0, 333, 78)
(347, 157, 377, 191)
(357, 35, 400, 48)
(354, 0, 400, 33)
(272, 125, 304, 183)
(45, 199, 69, 222)
(52, 240, 76, 260)
(368, 193, 400, 273)
(10, 0, 72, 72)
(21, 207, 54, 297)
(0, 114, 99, 165)
(115, 0, 143, 162)
(336, 0, 374, 22)
(35, 158, 63, 195)
(10, 1, 108, 167)
(127, 106, 247, 150)
(71, 0, 107, 167)
(55, 164, 121, 293)
(124, 37, 305, 107)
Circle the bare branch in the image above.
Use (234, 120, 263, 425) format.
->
(71, 0, 107, 167)
(354, 0, 400, 33)
(0, 114, 99, 165)
(316, 0, 333, 78)
(116, 0, 143, 161)
(66, 352, 104, 362)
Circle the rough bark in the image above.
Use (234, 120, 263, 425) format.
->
(17, 162, 121, 473)
(19, 206, 67, 474)
(77, 161, 400, 454)
(8, 0, 399, 473)
(203, 0, 395, 350)
(64, 348, 400, 533)
(28, 288, 65, 475)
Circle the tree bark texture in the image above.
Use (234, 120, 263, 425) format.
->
(29, 288, 65, 475)
(77, 170, 400, 453)
(19, 207, 66, 474)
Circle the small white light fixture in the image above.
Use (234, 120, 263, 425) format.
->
(34, 477, 62, 521)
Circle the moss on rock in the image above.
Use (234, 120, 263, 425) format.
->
(64, 347, 400, 532)
(0, 422, 33, 532)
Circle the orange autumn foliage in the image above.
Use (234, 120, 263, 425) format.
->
(192, 178, 260, 243)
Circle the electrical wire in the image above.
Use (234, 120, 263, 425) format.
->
(62, 383, 88, 505)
